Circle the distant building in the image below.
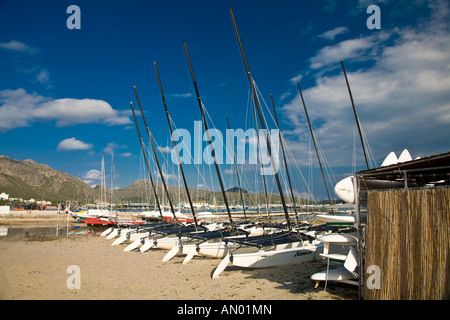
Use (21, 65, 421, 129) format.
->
(181, 200, 209, 208)
(0, 192, 9, 200)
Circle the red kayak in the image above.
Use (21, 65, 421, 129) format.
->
(163, 216, 196, 224)
(83, 217, 146, 226)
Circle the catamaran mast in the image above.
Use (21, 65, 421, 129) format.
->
(183, 41, 234, 226)
(229, 6, 291, 230)
(129, 102, 164, 219)
(296, 81, 333, 207)
(153, 61, 200, 228)
(252, 99, 271, 222)
(226, 115, 247, 221)
(133, 86, 178, 222)
(270, 94, 299, 226)
(341, 59, 370, 170)
(110, 153, 118, 218)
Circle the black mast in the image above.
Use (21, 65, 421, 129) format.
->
(183, 41, 234, 226)
(153, 61, 200, 228)
(226, 115, 247, 221)
(270, 94, 299, 226)
(252, 99, 271, 221)
(296, 81, 332, 207)
(129, 102, 164, 220)
(133, 86, 178, 222)
(341, 59, 370, 170)
(229, 7, 291, 230)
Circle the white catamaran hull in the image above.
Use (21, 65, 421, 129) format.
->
(111, 231, 151, 246)
(181, 240, 257, 259)
(311, 267, 359, 286)
(230, 243, 321, 268)
(154, 236, 191, 250)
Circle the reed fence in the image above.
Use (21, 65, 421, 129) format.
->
(364, 187, 450, 299)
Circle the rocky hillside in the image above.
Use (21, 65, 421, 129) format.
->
(0, 155, 310, 205)
(0, 155, 97, 202)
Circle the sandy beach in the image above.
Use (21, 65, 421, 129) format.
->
(0, 219, 358, 301)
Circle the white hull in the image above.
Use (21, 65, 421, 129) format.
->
(334, 176, 355, 204)
(230, 243, 321, 268)
(316, 214, 356, 224)
(154, 236, 191, 250)
(211, 241, 322, 278)
(72, 209, 111, 218)
(317, 233, 357, 245)
(311, 267, 358, 284)
(181, 240, 257, 259)
(111, 231, 151, 246)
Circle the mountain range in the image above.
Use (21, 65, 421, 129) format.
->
(0, 155, 306, 205)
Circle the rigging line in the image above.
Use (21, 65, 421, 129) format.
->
(154, 61, 200, 228)
(352, 127, 357, 173)
(280, 133, 316, 203)
(168, 116, 216, 191)
(202, 98, 263, 197)
(227, 88, 262, 211)
(271, 94, 300, 226)
(245, 88, 262, 210)
(252, 96, 271, 221)
(229, 6, 291, 230)
(252, 79, 295, 212)
(183, 41, 234, 225)
(133, 86, 178, 221)
(183, 100, 240, 197)
(282, 134, 311, 200)
(261, 90, 314, 205)
(358, 119, 376, 168)
(147, 131, 181, 186)
(252, 80, 277, 129)
(313, 131, 338, 186)
(297, 81, 333, 207)
(202, 104, 245, 176)
(129, 101, 164, 219)
(141, 150, 152, 206)
(341, 59, 370, 170)
(225, 103, 260, 211)
(226, 115, 247, 220)
(309, 136, 314, 203)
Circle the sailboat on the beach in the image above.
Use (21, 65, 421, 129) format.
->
(71, 157, 110, 221)
(161, 9, 326, 277)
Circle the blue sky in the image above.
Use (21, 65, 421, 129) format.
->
(1, 0, 449, 202)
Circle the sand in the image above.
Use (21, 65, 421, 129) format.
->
(0, 223, 358, 301)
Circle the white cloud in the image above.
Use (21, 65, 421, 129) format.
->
(120, 152, 132, 157)
(281, 6, 450, 168)
(82, 169, 101, 186)
(0, 40, 37, 54)
(103, 142, 121, 155)
(167, 93, 192, 99)
(0, 88, 131, 131)
(36, 70, 50, 84)
(153, 170, 176, 182)
(35, 98, 130, 126)
(309, 36, 378, 69)
(318, 27, 349, 41)
(158, 146, 172, 153)
(224, 168, 234, 174)
(0, 88, 48, 131)
(57, 137, 93, 151)
(290, 74, 303, 84)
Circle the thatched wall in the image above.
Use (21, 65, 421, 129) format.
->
(364, 187, 450, 299)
